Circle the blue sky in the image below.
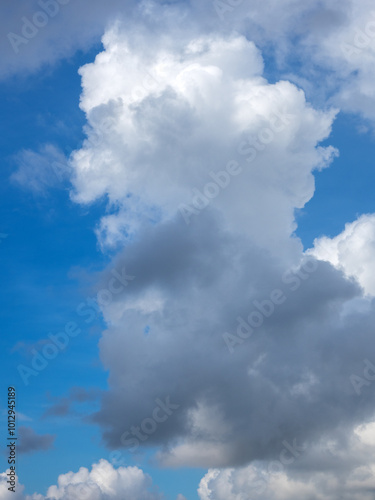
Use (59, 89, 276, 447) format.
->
(2, 1, 375, 500)
(296, 112, 375, 246)
(0, 45, 206, 500)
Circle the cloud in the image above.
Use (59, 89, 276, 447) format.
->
(309, 214, 375, 296)
(307, 1, 375, 121)
(70, 24, 337, 256)
(43, 387, 99, 418)
(0, 460, 161, 499)
(88, 210, 375, 468)
(0, 472, 25, 500)
(16, 413, 32, 423)
(3, 0, 375, 128)
(179, 0, 375, 124)
(198, 421, 375, 500)
(10, 144, 69, 194)
(0, 0, 138, 80)
(60, 10, 375, 473)
(3, 0, 375, 496)
(17, 426, 55, 454)
(191, 0, 375, 123)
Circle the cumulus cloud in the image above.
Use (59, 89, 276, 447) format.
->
(92, 211, 375, 468)
(4, 0, 375, 126)
(310, 214, 375, 296)
(61, 7, 375, 473)
(307, 1, 375, 121)
(191, 0, 375, 123)
(4, 0, 375, 498)
(0, 472, 25, 500)
(70, 24, 337, 257)
(0, 460, 161, 500)
(17, 426, 55, 454)
(198, 421, 375, 500)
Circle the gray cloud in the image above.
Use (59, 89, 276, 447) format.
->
(57, 7, 375, 473)
(0, 0, 136, 79)
(88, 211, 375, 469)
(43, 387, 99, 418)
(17, 426, 55, 454)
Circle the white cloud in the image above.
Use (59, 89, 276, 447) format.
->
(188, 0, 375, 123)
(4, 0, 375, 128)
(309, 214, 375, 295)
(309, 1, 375, 120)
(70, 24, 337, 260)
(0, 460, 161, 500)
(0, 472, 25, 499)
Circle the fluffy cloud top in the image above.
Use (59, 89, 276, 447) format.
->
(4, 0, 375, 125)
(70, 26, 337, 257)
(310, 214, 375, 296)
(0, 460, 161, 500)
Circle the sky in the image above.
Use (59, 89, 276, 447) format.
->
(1, 0, 375, 499)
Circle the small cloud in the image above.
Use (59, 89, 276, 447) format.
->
(43, 387, 99, 419)
(10, 143, 71, 195)
(16, 412, 32, 422)
(42, 398, 71, 419)
(18, 426, 55, 455)
(69, 386, 98, 403)
(11, 338, 51, 356)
